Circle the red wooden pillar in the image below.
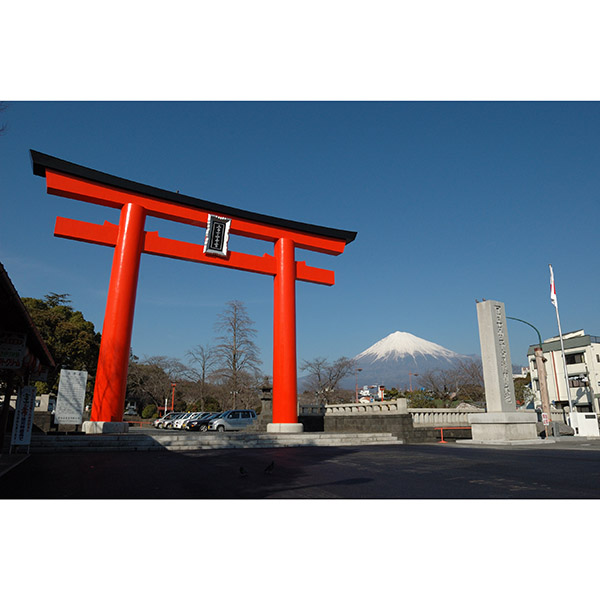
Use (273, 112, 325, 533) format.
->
(91, 203, 146, 422)
(272, 236, 300, 428)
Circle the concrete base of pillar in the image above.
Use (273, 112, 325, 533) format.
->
(461, 411, 545, 445)
(82, 421, 129, 434)
(267, 422, 304, 433)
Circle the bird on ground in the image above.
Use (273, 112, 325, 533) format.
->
(239, 466, 248, 477)
(264, 461, 275, 474)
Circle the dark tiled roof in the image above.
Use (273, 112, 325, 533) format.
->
(0, 262, 55, 369)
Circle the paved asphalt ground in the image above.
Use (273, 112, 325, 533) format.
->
(1, 438, 600, 499)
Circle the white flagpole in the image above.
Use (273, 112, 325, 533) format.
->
(549, 264, 575, 423)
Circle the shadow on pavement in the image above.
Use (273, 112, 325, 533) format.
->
(2, 442, 600, 499)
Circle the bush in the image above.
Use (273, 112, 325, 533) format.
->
(406, 390, 437, 409)
(141, 405, 158, 419)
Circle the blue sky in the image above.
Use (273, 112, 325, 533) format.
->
(2, 101, 600, 373)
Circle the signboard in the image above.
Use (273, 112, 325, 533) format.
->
(203, 215, 231, 257)
(0, 331, 27, 370)
(55, 369, 88, 424)
(542, 412, 549, 426)
(11, 386, 36, 446)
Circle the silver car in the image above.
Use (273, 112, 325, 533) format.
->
(208, 409, 257, 432)
(153, 412, 183, 429)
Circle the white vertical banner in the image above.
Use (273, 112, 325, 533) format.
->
(11, 385, 37, 446)
(55, 369, 88, 425)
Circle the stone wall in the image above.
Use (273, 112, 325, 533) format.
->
(324, 413, 437, 444)
(250, 399, 445, 442)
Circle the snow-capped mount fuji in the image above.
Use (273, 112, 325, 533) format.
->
(340, 331, 471, 391)
(356, 331, 462, 363)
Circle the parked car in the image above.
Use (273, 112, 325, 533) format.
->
(153, 412, 184, 429)
(185, 412, 222, 432)
(208, 410, 257, 432)
(172, 412, 204, 429)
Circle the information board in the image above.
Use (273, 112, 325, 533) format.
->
(11, 386, 37, 446)
(0, 331, 26, 370)
(55, 369, 88, 425)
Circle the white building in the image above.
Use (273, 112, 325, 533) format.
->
(527, 329, 600, 414)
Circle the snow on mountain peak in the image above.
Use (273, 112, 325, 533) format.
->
(355, 331, 460, 363)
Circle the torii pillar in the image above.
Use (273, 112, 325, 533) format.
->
(271, 237, 299, 431)
(30, 150, 357, 434)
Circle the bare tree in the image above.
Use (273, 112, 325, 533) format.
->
(419, 368, 460, 400)
(186, 344, 218, 411)
(452, 358, 485, 404)
(420, 358, 485, 406)
(213, 300, 262, 409)
(301, 356, 355, 404)
(126, 355, 187, 411)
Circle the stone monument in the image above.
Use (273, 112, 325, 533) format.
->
(466, 299, 540, 444)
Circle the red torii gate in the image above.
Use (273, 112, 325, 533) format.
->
(31, 151, 356, 432)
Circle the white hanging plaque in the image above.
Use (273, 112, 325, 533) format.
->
(204, 215, 231, 257)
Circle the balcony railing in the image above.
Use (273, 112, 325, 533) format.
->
(566, 363, 588, 376)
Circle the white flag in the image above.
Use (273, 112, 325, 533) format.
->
(549, 264, 557, 307)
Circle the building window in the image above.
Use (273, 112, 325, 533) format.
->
(565, 353, 585, 365)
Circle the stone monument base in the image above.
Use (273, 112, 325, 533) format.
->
(459, 412, 546, 445)
(267, 422, 304, 433)
(82, 421, 129, 434)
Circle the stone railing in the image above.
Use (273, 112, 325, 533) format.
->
(298, 405, 327, 416)
(299, 402, 569, 428)
(409, 407, 484, 427)
(299, 399, 408, 417)
(300, 401, 485, 426)
(325, 399, 408, 415)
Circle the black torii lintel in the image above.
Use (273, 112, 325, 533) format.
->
(30, 150, 357, 245)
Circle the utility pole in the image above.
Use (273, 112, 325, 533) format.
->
(507, 316, 552, 438)
(355, 368, 362, 403)
(534, 347, 552, 437)
(409, 372, 418, 393)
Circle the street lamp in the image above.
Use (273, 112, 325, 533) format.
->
(355, 368, 362, 403)
(409, 372, 419, 392)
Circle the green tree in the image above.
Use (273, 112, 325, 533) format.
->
(405, 390, 437, 408)
(22, 293, 101, 400)
(141, 404, 158, 419)
(513, 374, 533, 406)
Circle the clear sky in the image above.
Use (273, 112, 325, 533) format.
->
(2, 101, 600, 373)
